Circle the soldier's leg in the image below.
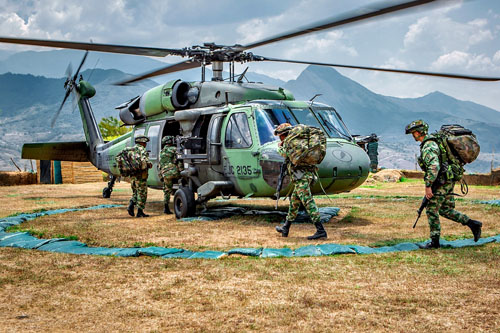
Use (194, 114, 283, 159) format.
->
(439, 194, 470, 225)
(425, 195, 443, 239)
(295, 179, 321, 224)
(136, 179, 148, 210)
(287, 183, 301, 222)
(294, 178, 326, 240)
(163, 177, 174, 214)
(131, 179, 138, 204)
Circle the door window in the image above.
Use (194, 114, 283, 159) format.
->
(225, 112, 253, 149)
(146, 125, 160, 159)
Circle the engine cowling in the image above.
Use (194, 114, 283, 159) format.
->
(118, 80, 197, 125)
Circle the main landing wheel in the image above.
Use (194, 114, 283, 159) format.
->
(173, 187, 196, 219)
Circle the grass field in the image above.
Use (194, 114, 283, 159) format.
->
(1, 179, 499, 332)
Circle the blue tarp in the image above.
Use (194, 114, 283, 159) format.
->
(1, 205, 499, 260)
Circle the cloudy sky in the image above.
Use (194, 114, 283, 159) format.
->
(1, 0, 499, 110)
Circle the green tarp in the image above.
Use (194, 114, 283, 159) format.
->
(1, 205, 499, 260)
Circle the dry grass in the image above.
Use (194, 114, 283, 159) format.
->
(1, 180, 499, 332)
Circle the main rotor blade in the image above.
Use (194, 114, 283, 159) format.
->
(262, 57, 500, 82)
(114, 59, 201, 85)
(51, 89, 72, 128)
(0, 36, 184, 57)
(73, 51, 88, 82)
(241, 0, 440, 50)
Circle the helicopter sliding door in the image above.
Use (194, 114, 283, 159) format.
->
(144, 122, 163, 187)
(222, 108, 261, 196)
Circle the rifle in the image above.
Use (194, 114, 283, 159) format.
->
(275, 160, 288, 210)
(412, 179, 443, 228)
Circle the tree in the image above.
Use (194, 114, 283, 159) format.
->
(98, 116, 131, 141)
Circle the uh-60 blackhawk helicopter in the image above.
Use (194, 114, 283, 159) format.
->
(2, 0, 499, 218)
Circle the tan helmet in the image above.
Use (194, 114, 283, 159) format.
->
(405, 120, 428, 135)
(135, 134, 150, 143)
(274, 123, 292, 136)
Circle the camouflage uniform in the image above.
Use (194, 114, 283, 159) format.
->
(278, 145, 321, 224)
(420, 136, 470, 238)
(367, 134, 378, 172)
(274, 123, 326, 239)
(406, 119, 481, 247)
(130, 140, 151, 211)
(159, 136, 181, 205)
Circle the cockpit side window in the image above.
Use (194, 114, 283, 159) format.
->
(255, 108, 297, 145)
(225, 112, 253, 149)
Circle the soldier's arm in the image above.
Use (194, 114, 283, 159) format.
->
(422, 141, 440, 188)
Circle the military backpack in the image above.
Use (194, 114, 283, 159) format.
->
(283, 124, 327, 166)
(421, 124, 480, 182)
(115, 146, 144, 177)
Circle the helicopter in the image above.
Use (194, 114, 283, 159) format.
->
(1, 0, 499, 218)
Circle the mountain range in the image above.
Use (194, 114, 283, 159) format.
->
(0, 49, 499, 173)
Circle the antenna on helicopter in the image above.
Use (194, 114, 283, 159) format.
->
(237, 67, 249, 83)
(309, 94, 322, 103)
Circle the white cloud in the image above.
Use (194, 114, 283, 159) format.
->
(431, 51, 498, 72)
(494, 50, 500, 63)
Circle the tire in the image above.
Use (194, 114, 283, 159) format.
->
(102, 187, 111, 198)
(173, 187, 196, 219)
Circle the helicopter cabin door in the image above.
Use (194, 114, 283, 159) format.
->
(222, 108, 261, 196)
(144, 122, 163, 186)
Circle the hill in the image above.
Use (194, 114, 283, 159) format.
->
(0, 57, 498, 172)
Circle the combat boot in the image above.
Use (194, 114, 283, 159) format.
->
(424, 235, 440, 249)
(127, 200, 135, 217)
(307, 221, 327, 240)
(276, 219, 292, 237)
(136, 208, 149, 218)
(164, 204, 172, 215)
(466, 219, 482, 242)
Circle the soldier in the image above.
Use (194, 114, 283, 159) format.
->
(405, 120, 482, 248)
(127, 134, 152, 218)
(367, 133, 379, 172)
(274, 123, 327, 240)
(159, 135, 182, 214)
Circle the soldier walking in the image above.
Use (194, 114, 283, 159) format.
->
(127, 135, 152, 218)
(274, 123, 327, 240)
(159, 136, 182, 214)
(405, 120, 482, 248)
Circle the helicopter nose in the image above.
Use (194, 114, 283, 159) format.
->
(313, 141, 370, 194)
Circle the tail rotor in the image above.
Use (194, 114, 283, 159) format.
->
(51, 51, 88, 127)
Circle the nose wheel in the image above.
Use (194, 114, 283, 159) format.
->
(173, 187, 196, 219)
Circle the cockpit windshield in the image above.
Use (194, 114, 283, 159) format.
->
(311, 106, 352, 141)
(254, 105, 352, 145)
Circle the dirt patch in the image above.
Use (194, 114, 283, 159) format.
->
(372, 169, 404, 182)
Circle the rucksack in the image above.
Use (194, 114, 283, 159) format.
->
(283, 124, 327, 166)
(422, 124, 480, 182)
(115, 146, 143, 177)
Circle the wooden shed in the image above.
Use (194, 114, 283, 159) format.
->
(36, 160, 105, 184)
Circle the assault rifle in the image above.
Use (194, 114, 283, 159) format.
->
(412, 179, 443, 229)
(275, 160, 288, 210)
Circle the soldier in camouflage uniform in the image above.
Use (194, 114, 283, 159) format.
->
(159, 136, 182, 214)
(274, 123, 327, 240)
(405, 120, 482, 248)
(367, 133, 379, 173)
(127, 135, 152, 218)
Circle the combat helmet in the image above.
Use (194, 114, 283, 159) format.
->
(405, 120, 428, 135)
(135, 134, 150, 143)
(162, 135, 175, 146)
(274, 123, 293, 136)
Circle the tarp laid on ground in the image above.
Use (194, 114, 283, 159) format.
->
(1, 205, 499, 259)
(180, 206, 340, 223)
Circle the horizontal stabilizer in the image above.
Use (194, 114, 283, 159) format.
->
(22, 141, 89, 162)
